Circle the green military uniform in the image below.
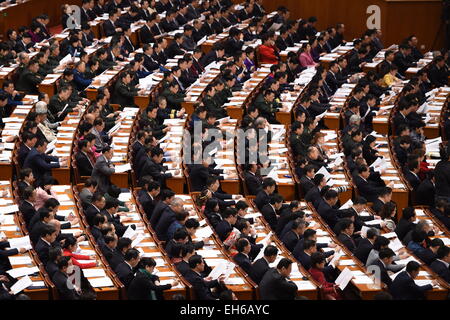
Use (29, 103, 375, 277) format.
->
(37, 62, 54, 77)
(48, 95, 77, 122)
(290, 132, 308, 157)
(161, 88, 185, 110)
(111, 80, 139, 109)
(202, 94, 227, 119)
(253, 93, 278, 123)
(16, 69, 43, 95)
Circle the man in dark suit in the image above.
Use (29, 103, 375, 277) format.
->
(254, 178, 276, 212)
(30, 208, 53, 245)
(428, 56, 448, 87)
(281, 219, 305, 252)
(155, 198, 184, 241)
(166, 33, 185, 59)
(371, 187, 392, 214)
(369, 248, 396, 288)
(354, 165, 387, 202)
(317, 190, 343, 229)
(184, 255, 225, 300)
(299, 165, 315, 196)
(100, 235, 124, 270)
(430, 246, 450, 283)
(395, 207, 416, 242)
(337, 219, 356, 253)
(114, 248, 140, 289)
(0, 241, 27, 275)
(404, 159, 421, 191)
(233, 238, 252, 274)
(188, 160, 224, 192)
(52, 257, 79, 300)
(84, 193, 105, 227)
(160, 10, 179, 32)
(75, 140, 94, 177)
(138, 181, 160, 220)
(14, 33, 33, 53)
(140, 19, 157, 44)
(259, 258, 298, 300)
(18, 132, 37, 168)
(243, 164, 263, 196)
(16, 60, 43, 95)
(215, 208, 237, 242)
(249, 245, 278, 284)
(394, 44, 417, 76)
(379, 50, 396, 76)
(390, 261, 435, 300)
(140, 147, 175, 188)
(354, 228, 378, 264)
(305, 174, 327, 209)
(19, 187, 37, 228)
(103, 11, 122, 37)
(199, 45, 225, 67)
(415, 176, 436, 207)
(294, 239, 317, 270)
(261, 194, 283, 231)
(35, 224, 58, 265)
(23, 139, 63, 186)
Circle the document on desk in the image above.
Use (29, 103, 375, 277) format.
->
(293, 281, 316, 290)
(82, 268, 106, 278)
(8, 236, 32, 250)
(7, 266, 39, 278)
(131, 233, 146, 248)
(10, 275, 33, 294)
(196, 249, 219, 258)
(208, 261, 229, 280)
(388, 237, 403, 252)
(88, 276, 114, 288)
(339, 199, 353, 210)
(0, 204, 18, 214)
(115, 163, 131, 173)
(316, 166, 331, 181)
(352, 275, 374, 284)
(195, 226, 213, 239)
(224, 277, 245, 285)
(335, 267, 353, 290)
(329, 250, 344, 268)
(9, 255, 32, 266)
(123, 225, 138, 240)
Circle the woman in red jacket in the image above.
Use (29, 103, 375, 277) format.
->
(309, 252, 342, 300)
(258, 34, 279, 65)
(62, 236, 98, 269)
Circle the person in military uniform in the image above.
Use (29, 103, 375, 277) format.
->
(59, 69, 87, 103)
(140, 105, 170, 140)
(289, 121, 308, 157)
(47, 44, 62, 69)
(212, 80, 228, 106)
(48, 86, 82, 122)
(253, 89, 279, 124)
(16, 59, 43, 95)
(161, 81, 186, 110)
(36, 52, 54, 77)
(202, 83, 227, 119)
(111, 71, 145, 109)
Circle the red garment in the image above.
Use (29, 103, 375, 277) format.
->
(419, 160, 430, 180)
(309, 267, 341, 300)
(63, 249, 97, 269)
(258, 45, 279, 64)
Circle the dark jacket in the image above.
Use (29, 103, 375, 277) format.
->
(259, 268, 298, 300)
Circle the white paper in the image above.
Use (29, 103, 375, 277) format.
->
(10, 275, 33, 294)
